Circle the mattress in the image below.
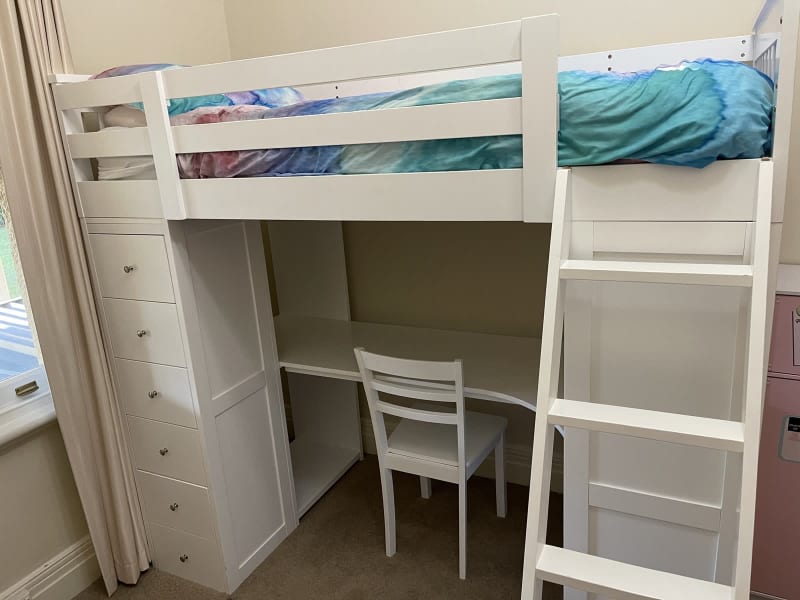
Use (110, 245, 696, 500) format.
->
(95, 60, 774, 180)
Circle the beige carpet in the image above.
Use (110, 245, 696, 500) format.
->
(74, 456, 562, 599)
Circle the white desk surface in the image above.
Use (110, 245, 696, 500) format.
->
(274, 315, 540, 411)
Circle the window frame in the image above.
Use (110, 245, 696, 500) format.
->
(0, 201, 55, 448)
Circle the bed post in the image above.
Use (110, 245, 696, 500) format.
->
(140, 71, 186, 220)
(521, 14, 559, 223)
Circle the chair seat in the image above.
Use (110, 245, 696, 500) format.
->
(388, 410, 507, 474)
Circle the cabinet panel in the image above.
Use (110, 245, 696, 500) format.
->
(90, 234, 174, 303)
(104, 298, 186, 367)
(128, 416, 206, 485)
(116, 359, 196, 428)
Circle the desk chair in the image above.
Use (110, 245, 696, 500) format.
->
(354, 348, 507, 579)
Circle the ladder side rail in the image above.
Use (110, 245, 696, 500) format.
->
(733, 160, 774, 599)
(521, 168, 571, 599)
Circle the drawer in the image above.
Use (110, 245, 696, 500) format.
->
(128, 416, 206, 485)
(148, 522, 224, 592)
(770, 295, 800, 377)
(116, 359, 196, 428)
(104, 298, 186, 367)
(90, 234, 174, 303)
(137, 471, 215, 539)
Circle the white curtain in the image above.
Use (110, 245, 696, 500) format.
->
(0, 0, 150, 594)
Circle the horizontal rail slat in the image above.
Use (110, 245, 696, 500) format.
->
(77, 181, 162, 219)
(68, 128, 151, 158)
(53, 75, 142, 110)
(164, 19, 528, 98)
(376, 400, 457, 425)
(172, 98, 522, 153)
(180, 170, 522, 221)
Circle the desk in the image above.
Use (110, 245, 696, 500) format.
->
(275, 315, 542, 515)
(275, 314, 541, 410)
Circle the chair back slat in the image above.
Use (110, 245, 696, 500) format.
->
(358, 349, 461, 381)
(354, 347, 466, 477)
(375, 400, 459, 425)
(372, 379, 458, 403)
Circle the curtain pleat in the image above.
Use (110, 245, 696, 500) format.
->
(0, 0, 150, 594)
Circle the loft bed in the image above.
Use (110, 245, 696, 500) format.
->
(51, 10, 789, 225)
(47, 1, 798, 597)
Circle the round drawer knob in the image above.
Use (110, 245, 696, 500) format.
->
(159, 447, 169, 456)
(136, 329, 147, 338)
(169, 502, 179, 512)
(148, 390, 159, 399)
(179, 554, 189, 563)
(123, 265, 136, 274)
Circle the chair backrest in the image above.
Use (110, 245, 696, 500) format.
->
(354, 348, 466, 472)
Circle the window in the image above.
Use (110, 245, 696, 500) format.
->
(0, 171, 52, 444)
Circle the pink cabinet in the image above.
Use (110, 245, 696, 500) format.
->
(752, 295, 800, 600)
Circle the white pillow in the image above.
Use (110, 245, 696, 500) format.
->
(103, 105, 147, 128)
(97, 155, 156, 180)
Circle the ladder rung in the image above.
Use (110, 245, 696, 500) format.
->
(536, 545, 733, 600)
(548, 398, 744, 452)
(560, 259, 753, 287)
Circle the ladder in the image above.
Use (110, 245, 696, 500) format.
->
(521, 165, 774, 600)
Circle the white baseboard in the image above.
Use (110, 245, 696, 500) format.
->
(0, 536, 100, 600)
(359, 417, 564, 493)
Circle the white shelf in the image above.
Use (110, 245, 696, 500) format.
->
(275, 315, 540, 411)
(290, 437, 361, 518)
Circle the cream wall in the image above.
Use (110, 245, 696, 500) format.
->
(0, 424, 89, 590)
(61, 0, 231, 74)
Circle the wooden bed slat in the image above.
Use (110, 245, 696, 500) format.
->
(53, 74, 142, 110)
(172, 98, 522, 153)
(163, 19, 529, 99)
(67, 127, 151, 158)
(180, 169, 522, 221)
(77, 180, 162, 219)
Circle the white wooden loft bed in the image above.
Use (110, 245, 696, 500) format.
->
(51, 5, 792, 226)
(47, 0, 799, 596)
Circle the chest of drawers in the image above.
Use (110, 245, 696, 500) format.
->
(83, 220, 297, 593)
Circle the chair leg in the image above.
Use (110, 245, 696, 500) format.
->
(495, 433, 507, 518)
(380, 468, 396, 557)
(459, 480, 467, 579)
(420, 476, 432, 499)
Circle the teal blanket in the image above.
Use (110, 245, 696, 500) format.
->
(97, 60, 775, 176)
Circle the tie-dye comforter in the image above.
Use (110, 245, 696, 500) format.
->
(96, 60, 774, 177)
